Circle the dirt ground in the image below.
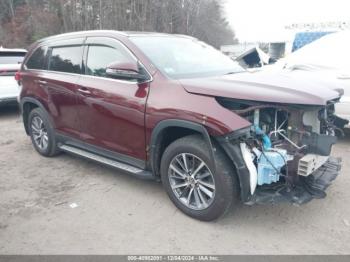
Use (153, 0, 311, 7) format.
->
(0, 106, 349, 255)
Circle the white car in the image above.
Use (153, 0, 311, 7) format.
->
(264, 31, 350, 124)
(0, 47, 27, 106)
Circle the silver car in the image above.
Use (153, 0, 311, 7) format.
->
(0, 47, 27, 106)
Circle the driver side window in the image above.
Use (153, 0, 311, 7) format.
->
(86, 45, 130, 78)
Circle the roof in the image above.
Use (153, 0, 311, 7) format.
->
(123, 31, 192, 38)
(0, 46, 27, 53)
(38, 30, 193, 43)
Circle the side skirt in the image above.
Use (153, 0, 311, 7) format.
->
(56, 134, 155, 180)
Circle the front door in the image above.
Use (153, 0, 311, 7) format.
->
(75, 37, 150, 167)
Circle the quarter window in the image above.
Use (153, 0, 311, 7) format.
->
(49, 46, 82, 74)
(86, 45, 132, 78)
(26, 46, 47, 70)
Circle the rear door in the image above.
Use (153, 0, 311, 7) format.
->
(44, 38, 84, 139)
(75, 37, 150, 166)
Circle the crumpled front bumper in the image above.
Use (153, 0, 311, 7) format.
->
(248, 157, 342, 205)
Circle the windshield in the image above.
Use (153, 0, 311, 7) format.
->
(130, 36, 244, 79)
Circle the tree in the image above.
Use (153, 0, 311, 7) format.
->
(0, 0, 236, 49)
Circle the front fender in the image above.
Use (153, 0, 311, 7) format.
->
(149, 119, 216, 176)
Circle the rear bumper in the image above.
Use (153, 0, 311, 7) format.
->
(248, 157, 342, 205)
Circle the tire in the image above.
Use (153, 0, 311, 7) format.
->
(28, 107, 59, 157)
(160, 135, 239, 221)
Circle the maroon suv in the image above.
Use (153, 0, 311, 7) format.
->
(19, 31, 344, 221)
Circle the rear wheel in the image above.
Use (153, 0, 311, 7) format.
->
(160, 135, 239, 221)
(28, 108, 59, 157)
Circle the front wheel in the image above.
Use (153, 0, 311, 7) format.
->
(160, 135, 239, 221)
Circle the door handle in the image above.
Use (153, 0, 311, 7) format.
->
(78, 87, 91, 95)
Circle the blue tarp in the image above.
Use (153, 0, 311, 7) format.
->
(292, 31, 334, 52)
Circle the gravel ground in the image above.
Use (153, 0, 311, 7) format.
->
(0, 106, 350, 255)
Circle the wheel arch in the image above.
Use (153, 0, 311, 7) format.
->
(20, 97, 51, 135)
(149, 119, 216, 177)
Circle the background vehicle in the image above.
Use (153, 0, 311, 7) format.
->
(263, 31, 350, 125)
(0, 47, 27, 106)
(19, 31, 342, 221)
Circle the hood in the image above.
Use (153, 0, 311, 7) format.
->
(179, 71, 342, 105)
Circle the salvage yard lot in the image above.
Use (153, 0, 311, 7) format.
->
(0, 106, 350, 255)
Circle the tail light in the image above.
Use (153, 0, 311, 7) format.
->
(15, 71, 21, 81)
(15, 71, 23, 87)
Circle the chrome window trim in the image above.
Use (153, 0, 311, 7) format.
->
(23, 68, 83, 77)
(23, 68, 153, 85)
(80, 73, 145, 85)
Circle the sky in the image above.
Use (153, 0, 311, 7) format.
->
(224, 0, 350, 42)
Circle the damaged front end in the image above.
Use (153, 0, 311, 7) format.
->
(216, 98, 344, 205)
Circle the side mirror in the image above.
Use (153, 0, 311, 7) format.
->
(106, 61, 150, 82)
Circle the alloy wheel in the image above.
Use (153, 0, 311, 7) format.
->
(31, 116, 49, 151)
(168, 153, 215, 210)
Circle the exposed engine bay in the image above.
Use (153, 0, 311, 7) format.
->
(217, 98, 345, 205)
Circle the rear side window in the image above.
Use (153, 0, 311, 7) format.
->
(0, 52, 26, 64)
(49, 46, 82, 74)
(26, 46, 47, 70)
(86, 45, 133, 78)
